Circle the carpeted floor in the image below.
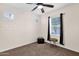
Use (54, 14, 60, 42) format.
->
(0, 42, 79, 56)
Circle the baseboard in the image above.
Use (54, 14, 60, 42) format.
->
(46, 41, 79, 53)
(0, 41, 36, 53)
(57, 44, 79, 53)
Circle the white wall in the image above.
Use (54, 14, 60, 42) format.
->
(0, 4, 40, 52)
(40, 4, 79, 52)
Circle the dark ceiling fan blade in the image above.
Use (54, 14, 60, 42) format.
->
(37, 3, 54, 8)
(36, 3, 43, 5)
(26, 3, 35, 4)
(32, 6, 38, 11)
(41, 8, 44, 13)
(42, 4, 54, 8)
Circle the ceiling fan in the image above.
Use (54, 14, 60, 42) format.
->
(27, 3, 54, 13)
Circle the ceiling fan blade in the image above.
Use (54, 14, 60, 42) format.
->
(41, 8, 44, 13)
(32, 6, 38, 11)
(26, 3, 35, 4)
(36, 3, 43, 5)
(42, 4, 54, 8)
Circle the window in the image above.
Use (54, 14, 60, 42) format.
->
(50, 17, 60, 36)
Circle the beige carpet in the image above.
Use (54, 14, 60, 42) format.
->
(0, 42, 79, 56)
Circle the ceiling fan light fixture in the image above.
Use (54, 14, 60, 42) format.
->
(38, 5, 43, 9)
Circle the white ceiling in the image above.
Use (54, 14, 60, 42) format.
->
(1, 3, 71, 15)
